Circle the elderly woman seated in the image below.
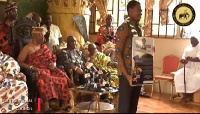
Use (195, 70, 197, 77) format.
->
(82, 43, 118, 103)
(0, 52, 28, 113)
(86, 43, 118, 87)
(17, 27, 73, 112)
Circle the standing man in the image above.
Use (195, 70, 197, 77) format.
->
(42, 13, 63, 52)
(0, 2, 18, 59)
(26, 12, 42, 27)
(115, 1, 143, 113)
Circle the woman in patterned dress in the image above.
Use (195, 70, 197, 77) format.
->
(0, 52, 28, 113)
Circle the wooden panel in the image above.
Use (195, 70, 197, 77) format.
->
(193, 90, 200, 103)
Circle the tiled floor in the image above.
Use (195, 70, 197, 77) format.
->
(32, 92, 200, 113)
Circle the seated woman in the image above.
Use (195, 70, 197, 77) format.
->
(17, 27, 73, 112)
(0, 52, 28, 113)
(86, 43, 118, 87)
(95, 14, 116, 52)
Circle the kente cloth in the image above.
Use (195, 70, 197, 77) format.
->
(25, 44, 70, 101)
(0, 52, 28, 113)
(115, 17, 142, 76)
(96, 25, 115, 52)
(0, 79, 28, 113)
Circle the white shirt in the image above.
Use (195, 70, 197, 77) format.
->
(42, 24, 62, 52)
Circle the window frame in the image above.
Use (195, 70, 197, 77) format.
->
(89, 0, 184, 39)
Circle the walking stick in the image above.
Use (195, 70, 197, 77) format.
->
(183, 62, 186, 95)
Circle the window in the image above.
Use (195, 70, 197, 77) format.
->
(90, 0, 197, 38)
(152, 0, 178, 37)
(90, 0, 145, 34)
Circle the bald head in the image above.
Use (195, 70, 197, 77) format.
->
(32, 13, 41, 27)
(67, 36, 77, 49)
(88, 43, 97, 55)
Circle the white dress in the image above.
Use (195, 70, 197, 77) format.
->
(174, 44, 200, 93)
(42, 24, 62, 52)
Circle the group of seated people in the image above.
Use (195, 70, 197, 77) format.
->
(0, 26, 118, 113)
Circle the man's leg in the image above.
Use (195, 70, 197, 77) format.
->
(118, 75, 132, 113)
(129, 86, 142, 113)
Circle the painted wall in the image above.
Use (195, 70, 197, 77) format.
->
(89, 34, 190, 94)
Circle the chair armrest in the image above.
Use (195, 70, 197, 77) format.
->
(161, 73, 175, 77)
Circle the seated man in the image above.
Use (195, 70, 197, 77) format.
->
(56, 36, 86, 86)
(0, 52, 28, 113)
(17, 27, 73, 112)
(174, 32, 200, 102)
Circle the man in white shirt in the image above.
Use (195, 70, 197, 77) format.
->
(174, 32, 200, 102)
(42, 13, 63, 52)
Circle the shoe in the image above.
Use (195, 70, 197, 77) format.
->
(62, 106, 71, 112)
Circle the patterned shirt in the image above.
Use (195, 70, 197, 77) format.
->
(115, 18, 142, 76)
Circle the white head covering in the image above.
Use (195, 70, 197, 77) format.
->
(190, 30, 200, 41)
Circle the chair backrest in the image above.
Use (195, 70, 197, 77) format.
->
(162, 55, 180, 74)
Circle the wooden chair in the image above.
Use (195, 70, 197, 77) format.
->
(151, 54, 180, 100)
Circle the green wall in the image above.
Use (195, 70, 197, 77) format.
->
(0, 0, 47, 22)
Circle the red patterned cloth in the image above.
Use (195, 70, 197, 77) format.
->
(96, 25, 115, 51)
(25, 44, 71, 101)
(0, 21, 14, 57)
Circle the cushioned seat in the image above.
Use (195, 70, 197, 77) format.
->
(75, 101, 114, 112)
(151, 55, 180, 100)
(154, 75, 174, 81)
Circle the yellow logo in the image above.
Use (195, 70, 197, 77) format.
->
(172, 3, 195, 26)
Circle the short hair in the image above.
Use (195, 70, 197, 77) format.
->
(127, 0, 140, 13)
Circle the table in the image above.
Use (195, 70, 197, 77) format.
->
(69, 87, 118, 113)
